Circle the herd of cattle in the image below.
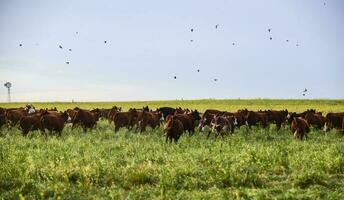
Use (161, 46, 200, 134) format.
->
(0, 105, 343, 142)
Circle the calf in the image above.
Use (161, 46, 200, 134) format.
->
(107, 106, 122, 123)
(291, 117, 310, 140)
(139, 111, 161, 132)
(19, 113, 43, 136)
(5, 109, 27, 127)
(209, 115, 235, 138)
(265, 110, 288, 130)
(113, 109, 138, 132)
(245, 111, 268, 128)
(164, 116, 184, 143)
(66, 108, 79, 123)
(41, 112, 69, 136)
(0, 114, 6, 129)
(324, 112, 344, 132)
(167, 114, 194, 134)
(72, 109, 100, 132)
(198, 109, 222, 132)
(304, 112, 325, 129)
(156, 107, 176, 119)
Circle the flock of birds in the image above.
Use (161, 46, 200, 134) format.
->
(16, 1, 329, 96)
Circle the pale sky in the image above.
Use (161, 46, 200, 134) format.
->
(0, 0, 343, 102)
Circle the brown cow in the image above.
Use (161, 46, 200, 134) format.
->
(164, 116, 184, 143)
(0, 114, 6, 129)
(245, 111, 268, 128)
(291, 117, 310, 140)
(107, 106, 122, 123)
(41, 111, 69, 136)
(230, 109, 249, 127)
(324, 112, 344, 132)
(66, 107, 80, 123)
(186, 110, 201, 128)
(5, 108, 28, 127)
(199, 109, 222, 132)
(341, 118, 344, 136)
(209, 115, 235, 138)
(287, 109, 317, 124)
(304, 112, 325, 129)
(72, 109, 100, 132)
(19, 113, 44, 136)
(139, 111, 161, 132)
(265, 110, 288, 130)
(166, 114, 193, 134)
(113, 109, 138, 132)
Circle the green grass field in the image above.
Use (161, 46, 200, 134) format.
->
(1, 99, 344, 199)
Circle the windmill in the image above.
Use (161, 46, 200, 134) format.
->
(4, 82, 12, 102)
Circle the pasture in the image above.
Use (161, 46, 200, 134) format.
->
(1, 99, 344, 199)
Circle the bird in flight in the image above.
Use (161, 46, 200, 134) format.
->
(197, 69, 200, 72)
(214, 78, 218, 82)
(19, 44, 23, 47)
(69, 49, 72, 51)
(232, 42, 235, 46)
(76, 31, 79, 34)
(286, 40, 289, 42)
(268, 28, 271, 32)
(190, 28, 194, 32)
(190, 39, 194, 42)
(269, 37, 273, 40)
(303, 88, 308, 93)
(59, 45, 63, 49)
(66, 61, 70, 64)
(174, 76, 177, 79)
(215, 24, 219, 29)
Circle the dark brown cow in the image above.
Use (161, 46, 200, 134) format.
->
(245, 111, 268, 128)
(265, 110, 288, 130)
(304, 112, 325, 129)
(5, 108, 27, 127)
(291, 117, 310, 140)
(139, 111, 161, 132)
(97, 108, 111, 119)
(324, 112, 344, 132)
(66, 108, 79, 123)
(113, 109, 138, 132)
(0, 114, 6, 129)
(0, 108, 5, 128)
(19, 113, 44, 136)
(209, 115, 235, 138)
(186, 109, 201, 128)
(287, 109, 317, 124)
(41, 111, 69, 136)
(72, 109, 100, 132)
(107, 106, 122, 123)
(0, 107, 5, 115)
(164, 116, 184, 143)
(341, 118, 344, 136)
(166, 114, 194, 134)
(199, 109, 222, 132)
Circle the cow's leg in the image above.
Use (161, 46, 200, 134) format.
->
(114, 126, 119, 132)
(207, 131, 212, 138)
(22, 129, 29, 136)
(276, 122, 281, 131)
